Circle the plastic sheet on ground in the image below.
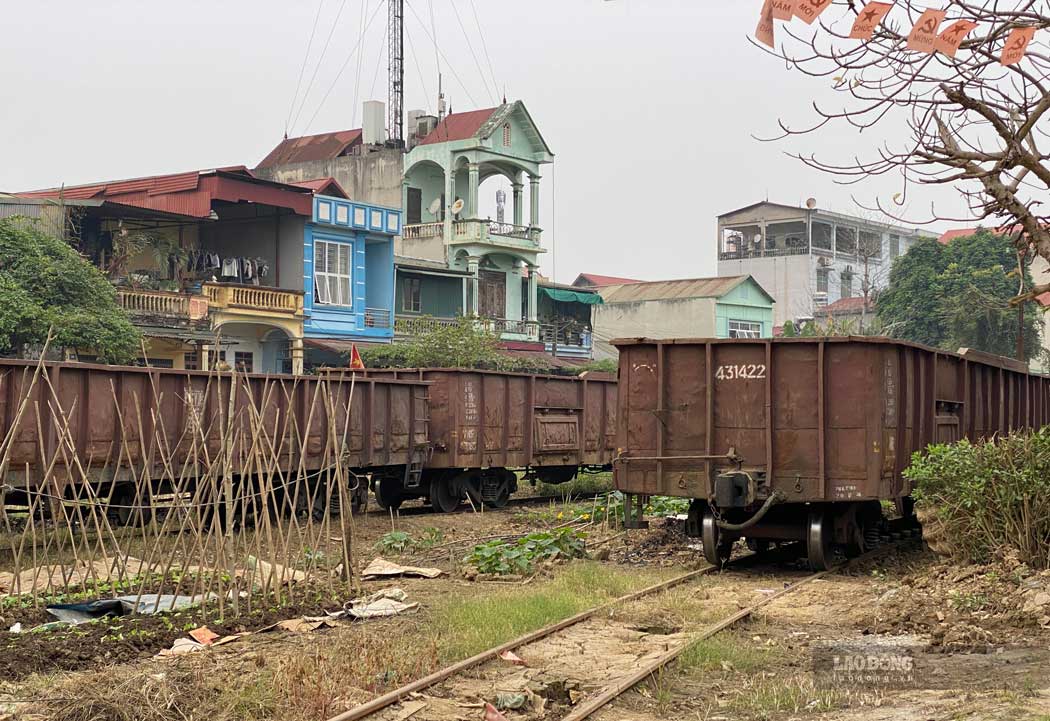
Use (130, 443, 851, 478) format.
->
(342, 587, 419, 619)
(46, 593, 209, 624)
(361, 557, 442, 579)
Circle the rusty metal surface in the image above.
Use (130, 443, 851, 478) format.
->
(0, 359, 428, 489)
(613, 337, 1050, 503)
(365, 369, 617, 470)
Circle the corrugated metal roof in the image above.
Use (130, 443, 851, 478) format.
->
(417, 107, 498, 145)
(599, 276, 753, 303)
(815, 296, 873, 315)
(573, 273, 642, 288)
(291, 177, 349, 198)
(256, 129, 362, 168)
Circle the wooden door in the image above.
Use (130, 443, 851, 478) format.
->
(478, 270, 506, 319)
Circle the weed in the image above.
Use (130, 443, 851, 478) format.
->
(677, 634, 770, 673)
(374, 531, 413, 555)
(464, 528, 586, 575)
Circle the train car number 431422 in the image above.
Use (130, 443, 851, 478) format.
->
(715, 364, 767, 380)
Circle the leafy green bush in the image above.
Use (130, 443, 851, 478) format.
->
(905, 429, 1050, 568)
(0, 217, 140, 363)
(374, 530, 412, 554)
(465, 528, 586, 575)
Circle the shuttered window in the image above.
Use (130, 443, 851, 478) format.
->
(314, 240, 353, 306)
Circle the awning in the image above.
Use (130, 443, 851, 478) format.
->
(539, 287, 603, 305)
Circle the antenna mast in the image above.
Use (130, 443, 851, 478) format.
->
(388, 0, 404, 147)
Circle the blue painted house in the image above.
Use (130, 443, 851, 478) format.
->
(303, 191, 401, 362)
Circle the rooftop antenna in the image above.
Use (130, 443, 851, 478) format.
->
(438, 73, 446, 121)
(388, 0, 404, 148)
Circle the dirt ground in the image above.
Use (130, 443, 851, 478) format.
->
(1, 505, 1048, 721)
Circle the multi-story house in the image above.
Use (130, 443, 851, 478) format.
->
(13, 166, 399, 372)
(716, 201, 936, 327)
(259, 99, 594, 360)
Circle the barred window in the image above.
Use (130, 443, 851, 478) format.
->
(314, 240, 353, 306)
(727, 320, 762, 339)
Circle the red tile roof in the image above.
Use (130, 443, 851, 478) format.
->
(937, 226, 1023, 244)
(256, 128, 362, 169)
(20, 166, 314, 219)
(572, 273, 643, 288)
(290, 177, 349, 198)
(815, 296, 874, 315)
(417, 108, 498, 145)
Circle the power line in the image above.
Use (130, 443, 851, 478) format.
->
(289, 0, 353, 136)
(370, 14, 391, 101)
(286, 0, 326, 136)
(351, 0, 369, 128)
(448, 0, 494, 104)
(467, 0, 500, 101)
(302, 0, 386, 134)
(406, 24, 432, 114)
(405, 0, 479, 108)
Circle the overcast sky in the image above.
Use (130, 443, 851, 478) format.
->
(0, 1, 966, 282)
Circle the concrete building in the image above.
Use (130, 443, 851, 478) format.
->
(14, 167, 400, 372)
(717, 201, 936, 326)
(590, 276, 774, 360)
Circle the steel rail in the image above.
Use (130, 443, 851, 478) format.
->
(558, 535, 917, 721)
(322, 564, 723, 721)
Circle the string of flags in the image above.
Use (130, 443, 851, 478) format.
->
(756, 0, 1039, 66)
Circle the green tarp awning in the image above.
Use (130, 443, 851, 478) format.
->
(539, 287, 603, 305)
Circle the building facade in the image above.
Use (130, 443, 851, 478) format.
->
(14, 167, 398, 373)
(716, 201, 936, 326)
(590, 276, 775, 360)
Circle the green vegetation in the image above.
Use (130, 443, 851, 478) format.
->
(676, 633, 772, 673)
(464, 528, 587, 575)
(906, 428, 1050, 567)
(877, 232, 1040, 361)
(533, 471, 614, 498)
(0, 217, 140, 363)
(373, 527, 445, 555)
(431, 562, 665, 660)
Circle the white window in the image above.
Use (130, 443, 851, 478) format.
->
(314, 240, 353, 306)
(727, 320, 762, 338)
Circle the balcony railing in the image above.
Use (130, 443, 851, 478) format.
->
(203, 283, 304, 316)
(394, 315, 461, 337)
(718, 246, 810, 261)
(479, 317, 540, 339)
(394, 315, 539, 340)
(117, 289, 209, 321)
(402, 222, 443, 240)
(364, 307, 392, 329)
(539, 323, 592, 349)
(452, 219, 541, 247)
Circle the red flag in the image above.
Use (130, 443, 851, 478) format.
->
(906, 9, 946, 54)
(770, 0, 796, 21)
(756, 0, 775, 48)
(849, 2, 893, 40)
(935, 20, 977, 57)
(1001, 26, 1037, 66)
(348, 343, 365, 370)
(794, 0, 833, 25)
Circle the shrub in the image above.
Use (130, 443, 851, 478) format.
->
(905, 429, 1050, 568)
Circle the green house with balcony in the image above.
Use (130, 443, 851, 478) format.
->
(398, 101, 553, 343)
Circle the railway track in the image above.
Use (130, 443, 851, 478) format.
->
(324, 526, 921, 721)
(363, 490, 600, 517)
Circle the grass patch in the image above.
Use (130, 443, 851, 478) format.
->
(677, 633, 772, 673)
(430, 561, 670, 661)
(533, 472, 614, 498)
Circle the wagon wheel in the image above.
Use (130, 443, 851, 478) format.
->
(430, 477, 461, 514)
(374, 478, 403, 511)
(701, 509, 731, 567)
(487, 479, 512, 509)
(806, 508, 833, 571)
(350, 483, 368, 515)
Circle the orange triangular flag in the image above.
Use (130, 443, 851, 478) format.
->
(849, 2, 893, 40)
(770, 0, 796, 21)
(1001, 26, 1037, 66)
(906, 9, 946, 53)
(935, 19, 977, 57)
(348, 343, 365, 370)
(756, 0, 775, 48)
(795, 0, 833, 25)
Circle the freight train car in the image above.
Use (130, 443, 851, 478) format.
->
(0, 359, 429, 519)
(613, 337, 1050, 570)
(363, 368, 617, 512)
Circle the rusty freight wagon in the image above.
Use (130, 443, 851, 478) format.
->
(363, 369, 617, 512)
(0, 359, 429, 518)
(613, 337, 1050, 570)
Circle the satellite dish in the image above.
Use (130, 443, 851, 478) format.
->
(805, 197, 817, 209)
(428, 197, 442, 215)
(451, 198, 464, 215)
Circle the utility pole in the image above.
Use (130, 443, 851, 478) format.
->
(388, 0, 404, 148)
